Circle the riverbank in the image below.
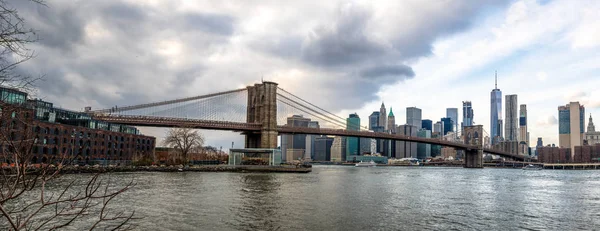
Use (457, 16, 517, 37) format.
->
(56, 165, 312, 174)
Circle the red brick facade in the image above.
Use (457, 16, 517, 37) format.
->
(1, 105, 155, 165)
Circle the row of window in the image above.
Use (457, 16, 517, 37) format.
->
(33, 136, 153, 149)
(32, 126, 152, 144)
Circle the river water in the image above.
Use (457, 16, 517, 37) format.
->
(51, 166, 600, 230)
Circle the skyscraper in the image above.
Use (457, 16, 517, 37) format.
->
(421, 119, 433, 131)
(346, 113, 361, 158)
(505, 94, 518, 141)
(368, 111, 380, 130)
(446, 108, 458, 134)
(406, 107, 422, 128)
(490, 71, 503, 144)
(388, 108, 396, 134)
(282, 115, 311, 162)
(462, 101, 474, 131)
(434, 121, 443, 134)
(558, 102, 585, 157)
(417, 129, 432, 159)
(441, 117, 453, 135)
(379, 102, 387, 131)
(305, 121, 320, 160)
(330, 136, 346, 162)
(314, 136, 334, 161)
(397, 124, 418, 158)
(518, 104, 529, 145)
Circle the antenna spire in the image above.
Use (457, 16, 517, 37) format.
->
(495, 70, 497, 89)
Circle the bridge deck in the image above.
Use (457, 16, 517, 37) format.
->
(93, 115, 524, 160)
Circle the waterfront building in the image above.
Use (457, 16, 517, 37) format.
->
(558, 102, 585, 157)
(505, 94, 518, 141)
(421, 119, 433, 131)
(441, 117, 453, 135)
(346, 155, 388, 164)
(282, 115, 311, 162)
(396, 124, 418, 158)
(462, 101, 474, 132)
(330, 136, 346, 162)
(379, 102, 387, 131)
(0, 87, 155, 165)
(536, 138, 543, 156)
(490, 71, 503, 144)
(441, 147, 457, 160)
(407, 107, 422, 128)
(346, 113, 361, 158)
(314, 136, 334, 161)
(387, 108, 396, 134)
(417, 129, 431, 159)
(585, 114, 600, 145)
(446, 108, 458, 135)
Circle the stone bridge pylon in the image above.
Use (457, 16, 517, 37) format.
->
(245, 81, 278, 149)
(463, 125, 484, 168)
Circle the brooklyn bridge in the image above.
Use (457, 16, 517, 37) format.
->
(89, 81, 525, 168)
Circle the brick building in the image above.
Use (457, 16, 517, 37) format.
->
(0, 86, 155, 165)
(537, 144, 600, 163)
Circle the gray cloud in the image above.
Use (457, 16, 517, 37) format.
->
(183, 13, 235, 36)
(301, 4, 385, 67)
(8, 0, 511, 149)
(360, 64, 415, 80)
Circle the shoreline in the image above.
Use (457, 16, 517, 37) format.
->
(56, 165, 312, 174)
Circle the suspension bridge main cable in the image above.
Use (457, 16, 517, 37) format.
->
(277, 98, 347, 129)
(277, 93, 352, 129)
(92, 88, 248, 114)
(277, 87, 369, 130)
(277, 98, 348, 129)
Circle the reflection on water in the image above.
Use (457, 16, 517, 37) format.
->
(41, 167, 600, 231)
(230, 174, 282, 231)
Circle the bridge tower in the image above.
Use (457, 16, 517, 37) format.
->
(245, 81, 278, 149)
(463, 125, 484, 168)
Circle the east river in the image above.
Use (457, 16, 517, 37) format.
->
(53, 166, 600, 230)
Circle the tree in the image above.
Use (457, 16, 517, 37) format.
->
(0, 1, 137, 230)
(163, 127, 204, 165)
(0, 0, 44, 90)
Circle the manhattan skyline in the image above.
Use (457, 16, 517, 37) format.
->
(10, 0, 600, 149)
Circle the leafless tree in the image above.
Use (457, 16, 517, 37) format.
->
(163, 127, 205, 165)
(0, 1, 137, 230)
(0, 0, 45, 91)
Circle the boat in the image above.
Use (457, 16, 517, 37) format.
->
(523, 164, 542, 170)
(409, 161, 420, 166)
(355, 160, 377, 167)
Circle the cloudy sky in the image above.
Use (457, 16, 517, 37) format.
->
(12, 0, 600, 149)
